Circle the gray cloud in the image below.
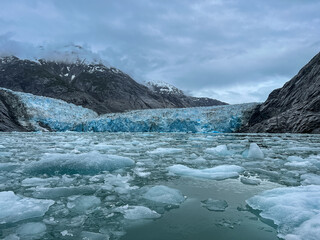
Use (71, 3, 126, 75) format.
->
(0, 0, 319, 103)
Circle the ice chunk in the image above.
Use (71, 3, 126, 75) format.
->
(32, 186, 96, 199)
(0, 191, 54, 224)
(67, 195, 101, 213)
(168, 164, 244, 180)
(300, 174, 320, 185)
(147, 148, 184, 155)
(246, 185, 320, 239)
(143, 185, 185, 205)
(17, 222, 46, 238)
(240, 177, 261, 185)
(26, 151, 134, 175)
(204, 145, 231, 156)
(116, 205, 161, 220)
(21, 177, 60, 187)
(201, 198, 228, 211)
(81, 231, 109, 240)
(246, 143, 264, 159)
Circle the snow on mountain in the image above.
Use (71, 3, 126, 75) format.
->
(145, 80, 184, 95)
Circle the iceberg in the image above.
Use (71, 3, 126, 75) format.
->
(0, 191, 54, 224)
(168, 164, 244, 180)
(25, 151, 135, 175)
(246, 185, 320, 240)
(143, 185, 185, 205)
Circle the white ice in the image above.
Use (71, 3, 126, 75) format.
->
(168, 164, 244, 180)
(116, 205, 161, 220)
(143, 185, 185, 205)
(244, 143, 264, 159)
(204, 145, 231, 156)
(17, 222, 47, 239)
(0, 191, 54, 224)
(26, 151, 135, 175)
(246, 185, 320, 240)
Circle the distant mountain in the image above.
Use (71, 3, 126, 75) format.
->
(240, 52, 320, 133)
(0, 56, 226, 114)
(146, 80, 227, 108)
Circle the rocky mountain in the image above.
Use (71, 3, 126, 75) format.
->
(0, 56, 226, 114)
(146, 81, 227, 108)
(240, 52, 320, 133)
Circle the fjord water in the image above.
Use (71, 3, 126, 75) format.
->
(0, 133, 320, 240)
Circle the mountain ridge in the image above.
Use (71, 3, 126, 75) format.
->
(0, 56, 227, 115)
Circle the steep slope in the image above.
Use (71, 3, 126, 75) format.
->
(0, 56, 226, 114)
(0, 88, 32, 131)
(146, 81, 227, 107)
(241, 52, 320, 133)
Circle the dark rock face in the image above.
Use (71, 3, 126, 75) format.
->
(0, 89, 32, 132)
(241, 52, 320, 133)
(0, 56, 226, 114)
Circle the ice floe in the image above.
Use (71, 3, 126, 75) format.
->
(0, 191, 54, 224)
(168, 164, 244, 180)
(246, 185, 320, 240)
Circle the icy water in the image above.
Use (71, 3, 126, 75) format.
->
(0, 133, 320, 240)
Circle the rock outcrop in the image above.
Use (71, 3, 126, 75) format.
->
(0, 56, 226, 114)
(240, 52, 320, 133)
(0, 89, 33, 132)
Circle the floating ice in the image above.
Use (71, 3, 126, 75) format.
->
(147, 148, 184, 155)
(81, 231, 109, 240)
(32, 186, 97, 199)
(67, 196, 101, 213)
(201, 198, 228, 211)
(246, 185, 320, 240)
(143, 185, 185, 205)
(245, 143, 264, 159)
(26, 151, 135, 175)
(0, 191, 54, 224)
(240, 177, 261, 185)
(116, 205, 161, 220)
(300, 174, 320, 185)
(17, 222, 46, 239)
(204, 145, 231, 156)
(168, 164, 244, 180)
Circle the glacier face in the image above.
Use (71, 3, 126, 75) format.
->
(77, 103, 258, 133)
(2, 87, 257, 133)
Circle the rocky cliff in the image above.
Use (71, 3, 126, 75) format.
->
(240, 52, 320, 133)
(0, 56, 226, 114)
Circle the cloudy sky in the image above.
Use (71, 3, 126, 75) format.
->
(0, 0, 319, 103)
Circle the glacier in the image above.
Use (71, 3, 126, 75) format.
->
(1, 87, 257, 133)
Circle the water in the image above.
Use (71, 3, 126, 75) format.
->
(0, 132, 319, 240)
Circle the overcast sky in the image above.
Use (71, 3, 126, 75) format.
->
(0, 0, 319, 103)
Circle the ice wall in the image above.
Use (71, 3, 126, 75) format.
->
(3, 87, 258, 133)
(77, 103, 257, 133)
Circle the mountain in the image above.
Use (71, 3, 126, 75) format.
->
(146, 81, 227, 107)
(0, 56, 226, 114)
(240, 52, 320, 133)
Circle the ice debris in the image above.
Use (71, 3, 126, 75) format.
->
(26, 151, 135, 175)
(0, 191, 54, 224)
(246, 185, 320, 240)
(143, 185, 185, 205)
(168, 164, 244, 180)
(201, 198, 228, 211)
(204, 145, 231, 156)
(17, 222, 47, 239)
(243, 143, 264, 159)
(116, 205, 161, 220)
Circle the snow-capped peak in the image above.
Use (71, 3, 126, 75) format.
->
(145, 80, 184, 95)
